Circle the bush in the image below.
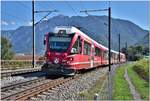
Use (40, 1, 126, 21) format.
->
(1, 36, 14, 60)
(132, 59, 149, 82)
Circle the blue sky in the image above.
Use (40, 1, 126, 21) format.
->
(1, 1, 149, 30)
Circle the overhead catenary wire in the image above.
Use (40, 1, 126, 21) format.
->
(34, 1, 59, 26)
(35, 12, 52, 25)
(65, 1, 79, 16)
(79, 1, 109, 26)
(34, 10, 58, 25)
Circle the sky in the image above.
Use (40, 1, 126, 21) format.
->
(1, 1, 149, 30)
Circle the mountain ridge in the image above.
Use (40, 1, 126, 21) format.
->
(2, 15, 149, 55)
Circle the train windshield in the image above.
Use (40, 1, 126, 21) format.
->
(49, 36, 72, 52)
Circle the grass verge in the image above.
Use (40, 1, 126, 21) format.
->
(78, 75, 107, 100)
(113, 65, 133, 100)
(127, 63, 149, 100)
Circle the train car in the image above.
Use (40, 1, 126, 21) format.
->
(120, 53, 126, 63)
(42, 26, 126, 75)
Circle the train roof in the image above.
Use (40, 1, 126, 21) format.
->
(54, 26, 108, 50)
(54, 26, 124, 55)
(111, 50, 119, 54)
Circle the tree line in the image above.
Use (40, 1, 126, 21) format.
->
(121, 45, 149, 61)
(1, 36, 14, 60)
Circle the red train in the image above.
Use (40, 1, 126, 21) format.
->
(42, 26, 126, 75)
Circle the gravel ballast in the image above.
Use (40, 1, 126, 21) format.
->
(30, 67, 109, 100)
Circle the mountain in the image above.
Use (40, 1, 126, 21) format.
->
(1, 15, 149, 55)
(136, 32, 149, 47)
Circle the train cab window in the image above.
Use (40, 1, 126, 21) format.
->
(58, 30, 66, 34)
(71, 37, 82, 54)
(84, 41, 91, 55)
(95, 47, 101, 56)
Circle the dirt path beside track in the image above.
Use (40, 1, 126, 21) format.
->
(124, 67, 141, 100)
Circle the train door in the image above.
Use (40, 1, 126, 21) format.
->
(91, 44, 95, 68)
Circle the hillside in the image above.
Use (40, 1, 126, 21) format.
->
(1, 15, 149, 55)
(136, 32, 149, 47)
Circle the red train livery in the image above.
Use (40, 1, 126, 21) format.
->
(42, 26, 126, 75)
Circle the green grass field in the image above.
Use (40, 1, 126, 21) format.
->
(113, 65, 133, 100)
(127, 59, 149, 100)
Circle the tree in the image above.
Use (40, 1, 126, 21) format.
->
(122, 44, 148, 61)
(1, 36, 14, 60)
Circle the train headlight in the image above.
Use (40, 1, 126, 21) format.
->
(69, 57, 73, 61)
(54, 58, 59, 64)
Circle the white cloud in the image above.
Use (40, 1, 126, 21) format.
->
(1, 20, 9, 25)
(28, 21, 32, 26)
(43, 18, 48, 21)
(11, 21, 16, 25)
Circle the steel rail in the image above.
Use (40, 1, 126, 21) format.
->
(1, 77, 78, 100)
(1, 77, 45, 92)
(1, 67, 41, 78)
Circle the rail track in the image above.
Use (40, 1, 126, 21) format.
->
(1, 76, 78, 100)
(1, 63, 117, 101)
(1, 67, 108, 101)
(1, 67, 41, 78)
(1, 77, 46, 92)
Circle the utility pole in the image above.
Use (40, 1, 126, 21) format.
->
(32, 0, 35, 68)
(125, 42, 128, 61)
(108, 7, 111, 71)
(118, 34, 120, 63)
(80, 7, 112, 100)
(108, 7, 112, 100)
(31, 1, 58, 68)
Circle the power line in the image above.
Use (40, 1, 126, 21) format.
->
(65, 1, 79, 16)
(35, 10, 58, 13)
(80, 10, 108, 28)
(34, 1, 58, 26)
(35, 10, 58, 25)
(35, 12, 52, 25)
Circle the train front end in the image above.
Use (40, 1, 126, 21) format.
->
(42, 27, 75, 76)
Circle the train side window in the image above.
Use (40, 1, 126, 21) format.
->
(115, 54, 117, 60)
(84, 41, 91, 55)
(95, 47, 101, 56)
(104, 51, 108, 59)
(71, 37, 81, 54)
